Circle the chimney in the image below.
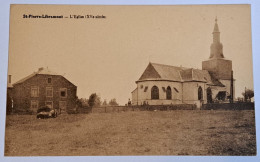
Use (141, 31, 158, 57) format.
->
(8, 75, 11, 84)
(38, 67, 44, 71)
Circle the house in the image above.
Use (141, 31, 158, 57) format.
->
(11, 67, 77, 113)
(131, 18, 234, 108)
(6, 75, 13, 114)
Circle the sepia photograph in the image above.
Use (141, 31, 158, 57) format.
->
(4, 4, 256, 156)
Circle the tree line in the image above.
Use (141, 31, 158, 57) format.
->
(76, 93, 119, 109)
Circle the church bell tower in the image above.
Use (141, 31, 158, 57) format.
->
(202, 18, 232, 80)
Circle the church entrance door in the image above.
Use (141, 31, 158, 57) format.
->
(207, 87, 213, 103)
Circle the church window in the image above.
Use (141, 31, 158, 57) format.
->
(174, 87, 179, 93)
(144, 86, 148, 92)
(166, 86, 172, 100)
(198, 86, 203, 100)
(151, 86, 159, 99)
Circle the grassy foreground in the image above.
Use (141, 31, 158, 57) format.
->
(5, 110, 256, 156)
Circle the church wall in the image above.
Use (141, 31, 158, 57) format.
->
(183, 82, 206, 108)
(202, 59, 232, 80)
(219, 79, 235, 99)
(131, 89, 138, 105)
(134, 80, 182, 105)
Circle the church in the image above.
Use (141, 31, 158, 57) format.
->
(131, 18, 234, 108)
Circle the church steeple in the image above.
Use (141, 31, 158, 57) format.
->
(209, 17, 224, 59)
(213, 17, 220, 42)
(203, 17, 232, 80)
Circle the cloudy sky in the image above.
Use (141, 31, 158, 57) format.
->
(8, 5, 253, 104)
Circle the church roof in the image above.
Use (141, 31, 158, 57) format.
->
(138, 63, 185, 82)
(137, 62, 225, 87)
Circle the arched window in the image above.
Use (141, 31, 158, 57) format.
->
(166, 86, 172, 100)
(151, 86, 159, 99)
(198, 86, 203, 100)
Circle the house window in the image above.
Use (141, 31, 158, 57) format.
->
(47, 77, 52, 84)
(45, 101, 53, 108)
(31, 100, 38, 110)
(60, 88, 67, 98)
(198, 86, 203, 100)
(31, 86, 39, 97)
(46, 87, 53, 97)
(151, 86, 159, 100)
(166, 86, 172, 100)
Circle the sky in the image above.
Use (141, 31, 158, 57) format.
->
(8, 4, 253, 105)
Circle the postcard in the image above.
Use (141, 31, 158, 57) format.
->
(5, 4, 256, 156)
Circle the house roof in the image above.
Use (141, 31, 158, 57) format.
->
(137, 62, 225, 87)
(13, 72, 37, 85)
(7, 82, 13, 88)
(13, 67, 74, 86)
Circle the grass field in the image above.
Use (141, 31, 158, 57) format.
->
(4, 110, 256, 156)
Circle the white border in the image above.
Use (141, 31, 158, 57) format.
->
(0, 1, 259, 162)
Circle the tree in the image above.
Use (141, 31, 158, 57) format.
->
(76, 98, 82, 108)
(95, 95, 101, 107)
(242, 89, 254, 102)
(102, 99, 108, 106)
(88, 93, 101, 108)
(109, 98, 119, 106)
(80, 98, 89, 107)
(76, 97, 89, 108)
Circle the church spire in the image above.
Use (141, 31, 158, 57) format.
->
(213, 17, 219, 33)
(209, 17, 224, 59)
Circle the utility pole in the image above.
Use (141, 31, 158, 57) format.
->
(244, 87, 247, 102)
(230, 70, 234, 103)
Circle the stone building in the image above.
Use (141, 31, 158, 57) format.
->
(131, 18, 234, 108)
(6, 75, 13, 114)
(11, 67, 77, 113)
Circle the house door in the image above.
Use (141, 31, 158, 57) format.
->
(59, 101, 67, 114)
